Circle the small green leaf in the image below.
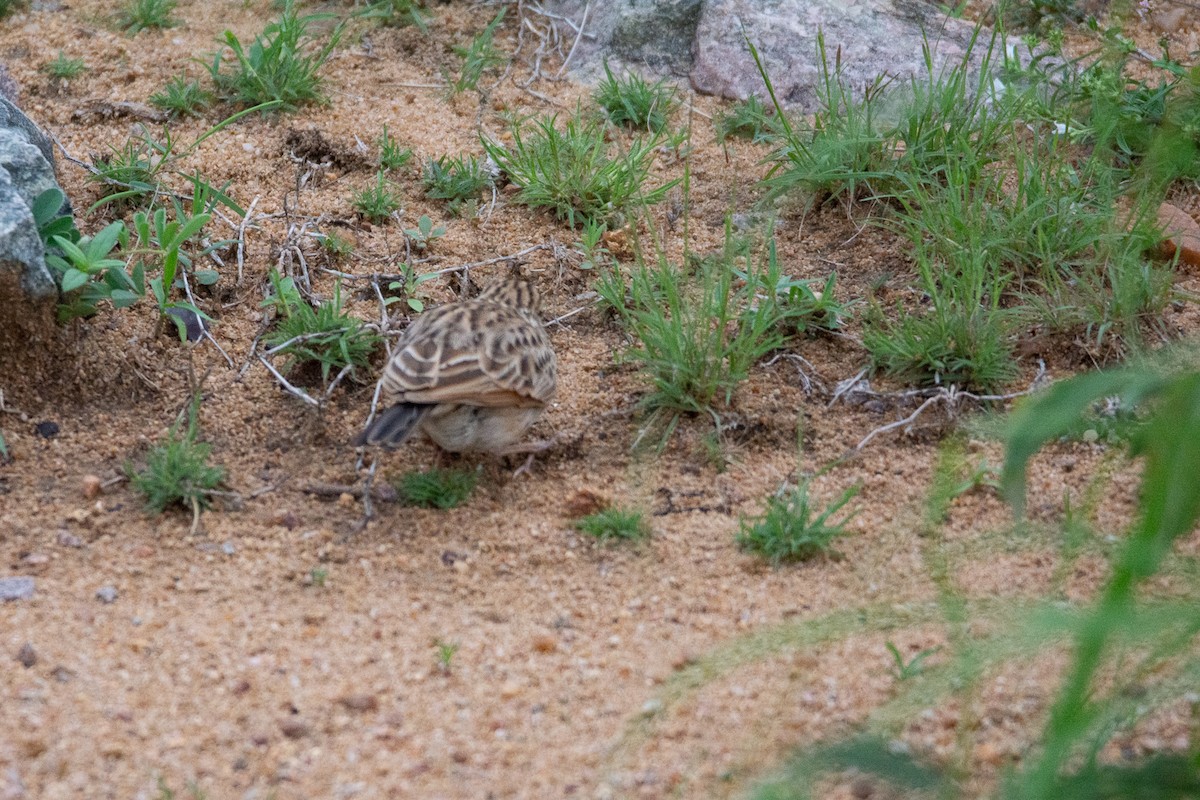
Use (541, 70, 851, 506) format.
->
(60, 268, 90, 293)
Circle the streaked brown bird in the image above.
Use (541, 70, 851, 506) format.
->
(353, 275, 557, 456)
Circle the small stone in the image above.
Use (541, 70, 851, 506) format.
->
(500, 680, 522, 699)
(95, 585, 118, 604)
(337, 492, 355, 508)
(21, 553, 48, 566)
(1082, 429, 1099, 443)
(338, 693, 378, 713)
(1157, 203, 1200, 268)
(532, 635, 557, 654)
(1150, 7, 1188, 33)
(975, 741, 1004, 766)
(271, 509, 299, 529)
(279, 717, 310, 739)
(564, 489, 608, 519)
(16, 642, 36, 668)
(56, 531, 83, 548)
(0, 577, 35, 601)
(221, 542, 236, 555)
(453, 559, 469, 574)
(81, 475, 103, 499)
(34, 421, 59, 439)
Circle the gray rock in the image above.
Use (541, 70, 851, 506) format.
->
(0, 98, 54, 167)
(95, 585, 119, 604)
(543, 0, 1027, 114)
(0, 165, 55, 300)
(0, 576, 35, 601)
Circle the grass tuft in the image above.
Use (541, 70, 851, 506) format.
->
(397, 468, 478, 509)
(573, 507, 650, 542)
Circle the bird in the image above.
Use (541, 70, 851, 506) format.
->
(353, 274, 557, 457)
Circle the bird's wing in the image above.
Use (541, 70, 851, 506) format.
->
(381, 302, 556, 408)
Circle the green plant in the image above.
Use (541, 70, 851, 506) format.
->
(117, 0, 177, 34)
(434, 639, 459, 673)
(404, 214, 445, 251)
(714, 94, 777, 144)
(129, 400, 225, 521)
(309, 567, 328, 587)
(482, 108, 678, 228)
(355, 0, 429, 31)
(0, 0, 26, 20)
(155, 777, 208, 800)
(41, 51, 86, 81)
(262, 269, 381, 385)
(317, 230, 354, 261)
(885, 641, 940, 681)
(422, 154, 492, 213)
(396, 467, 478, 509)
(596, 228, 785, 427)
(736, 477, 860, 565)
(149, 75, 213, 118)
(377, 125, 413, 171)
(32, 187, 79, 248)
(209, 0, 343, 111)
(573, 507, 649, 542)
(351, 171, 402, 222)
(594, 61, 677, 132)
(573, 221, 611, 271)
(127, 206, 216, 339)
(46, 221, 140, 321)
(447, 8, 505, 96)
(385, 263, 436, 312)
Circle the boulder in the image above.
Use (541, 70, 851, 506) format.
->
(542, 0, 1026, 114)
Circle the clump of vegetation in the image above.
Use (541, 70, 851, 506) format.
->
(573, 507, 650, 542)
(422, 154, 492, 215)
(447, 8, 505, 96)
(482, 108, 677, 228)
(316, 230, 354, 261)
(351, 171, 403, 222)
(714, 95, 777, 143)
(262, 269, 381, 386)
(208, 0, 343, 111)
(0, 0, 27, 20)
(377, 125, 413, 171)
(396, 467, 478, 509)
(149, 75, 213, 118)
(594, 61, 677, 132)
(129, 401, 225, 524)
(117, 0, 178, 34)
(404, 214, 445, 251)
(434, 638, 459, 674)
(736, 478, 860, 565)
(596, 229, 787, 429)
(41, 51, 86, 81)
(355, 0, 429, 31)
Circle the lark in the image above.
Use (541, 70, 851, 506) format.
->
(354, 275, 557, 457)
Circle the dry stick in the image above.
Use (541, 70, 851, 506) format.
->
(851, 362, 1048, 452)
(556, 0, 590, 76)
(763, 352, 825, 395)
(545, 302, 593, 327)
(235, 196, 261, 287)
(258, 355, 320, 407)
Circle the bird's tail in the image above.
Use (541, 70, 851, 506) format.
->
(352, 403, 429, 449)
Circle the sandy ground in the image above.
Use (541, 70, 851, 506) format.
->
(0, 2, 1198, 798)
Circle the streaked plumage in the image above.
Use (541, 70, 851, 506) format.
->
(354, 276, 556, 453)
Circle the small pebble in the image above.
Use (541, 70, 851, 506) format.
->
(95, 585, 118, 604)
(279, 717, 310, 739)
(531, 635, 557, 654)
(499, 680, 521, 699)
(0, 576, 35, 601)
(337, 492, 355, 508)
(338, 693, 379, 713)
(81, 474, 103, 499)
(16, 642, 37, 668)
(34, 421, 59, 439)
(56, 531, 83, 548)
(222, 542, 236, 555)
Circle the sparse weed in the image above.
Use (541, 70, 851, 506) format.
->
(573, 507, 649, 542)
(209, 0, 343, 111)
(317, 230, 354, 261)
(385, 263, 436, 312)
(396, 467, 478, 509)
(714, 95, 777, 144)
(309, 567, 328, 587)
(482, 108, 677, 228)
(422, 154, 492, 214)
(736, 478, 860, 565)
(404, 214, 445, 251)
(351, 171, 402, 222)
(434, 639, 459, 673)
(885, 641, 940, 681)
(262, 269, 380, 385)
(447, 8, 505, 96)
(594, 61, 677, 132)
(129, 401, 225, 519)
(149, 76, 213, 118)
(42, 51, 86, 81)
(377, 125, 413, 171)
(117, 0, 177, 34)
(355, 0, 429, 31)
(573, 220, 611, 271)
